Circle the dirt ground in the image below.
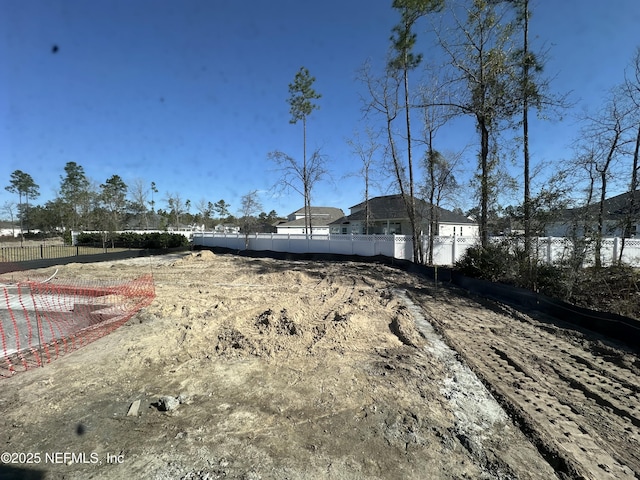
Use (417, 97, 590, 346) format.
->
(0, 251, 638, 479)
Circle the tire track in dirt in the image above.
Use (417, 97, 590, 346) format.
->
(482, 312, 640, 450)
(409, 288, 639, 479)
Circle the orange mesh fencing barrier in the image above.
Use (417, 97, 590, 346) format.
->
(0, 274, 155, 378)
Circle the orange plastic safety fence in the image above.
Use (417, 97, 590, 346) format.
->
(0, 274, 155, 378)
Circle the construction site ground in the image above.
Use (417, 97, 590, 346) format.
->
(0, 250, 638, 480)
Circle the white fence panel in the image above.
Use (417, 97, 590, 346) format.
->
(271, 235, 291, 252)
(430, 237, 453, 265)
(454, 236, 475, 263)
(619, 238, 640, 265)
(328, 235, 355, 256)
(192, 233, 640, 267)
(250, 235, 272, 251)
(393, 235, 412, 261)
(308, 236, 331, 254)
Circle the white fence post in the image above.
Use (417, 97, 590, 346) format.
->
(451, 237, 456, 265)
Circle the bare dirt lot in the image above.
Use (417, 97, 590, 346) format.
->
(0, 251, 638, 479)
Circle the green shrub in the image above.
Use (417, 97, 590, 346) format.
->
(455, 241, 640, 319)
(455, 241, 518, 282)
(74, 232, 188, 249)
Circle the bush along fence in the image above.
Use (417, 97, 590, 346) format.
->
(0, 273, 155, 378)
(72, 231, 191, 249)
(192, 232, 640, 267)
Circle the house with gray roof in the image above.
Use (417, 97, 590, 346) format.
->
(329, 194, 478, 237)
(545, 190, 640, 238)
(275, 207, 346, 235)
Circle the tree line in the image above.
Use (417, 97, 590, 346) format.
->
(269, 0, 639, 269)
(3, 162, 282, 239)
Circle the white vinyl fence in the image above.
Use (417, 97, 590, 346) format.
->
(192, 232, 640, 267)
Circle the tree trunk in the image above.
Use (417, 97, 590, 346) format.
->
(595, 123, 621, 268)
(303, 117, 312, 236)
(402, 48, 421, 263)
(480, 117, 490, 249)
(19, 191, 24, 245)
(365, 180, 370, 234)
(428, 132, 436, 265)
(522, 0, 532, 270)
(595, 171, 607, 268)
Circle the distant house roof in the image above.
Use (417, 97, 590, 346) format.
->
(558, 190, 640, 221)
(278, 206, 346, 228)
(600, 190, 640, 217)
(343, 194, 475, 225)
(291, 206, 345, 218)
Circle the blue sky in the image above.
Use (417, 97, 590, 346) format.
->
(1, 0, 639, 219)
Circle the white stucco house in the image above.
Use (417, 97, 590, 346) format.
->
(275, 207, 346, 235)
(329, 194, 479, 237)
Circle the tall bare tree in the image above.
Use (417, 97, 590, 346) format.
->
(420, 149, 460, 262)
(505, 0, 569, 269)
(165, 192, 185, 228)
(434, 0, 518, 248)
(284, 66, 322, 234)
(129, 178, 150, 229)
(387, 0, 444, 262)
(1, 201, 17, 237)
(512, 0, 534, 264)
(346, 127, 382, 234)
(239, 190, 263, 249)
(269, 149, 329, 231)
(359, 60, 410, 223)
(417, 72, 455, 263)
(576, 92, 632, 267)
(195, 198, 213, 229)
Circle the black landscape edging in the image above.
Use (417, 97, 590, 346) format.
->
(203, 245, 404, 266)
(411, 263, 640, 351)
(201, 246, 640, 351)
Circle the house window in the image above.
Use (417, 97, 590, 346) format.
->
(453, 226, 456, 236)
(342, 227, 347, 234)
(460, 226, 463, 236)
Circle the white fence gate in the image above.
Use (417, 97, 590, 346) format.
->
(192, 232, 640, 267)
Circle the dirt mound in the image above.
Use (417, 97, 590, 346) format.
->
(255, 308, 302, 336)
(170, 250, 215, 266)
(390, 305, 427, 348)
(212, 305, 363, 359)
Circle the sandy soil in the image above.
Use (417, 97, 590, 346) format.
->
(0, 250, 638, 479)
